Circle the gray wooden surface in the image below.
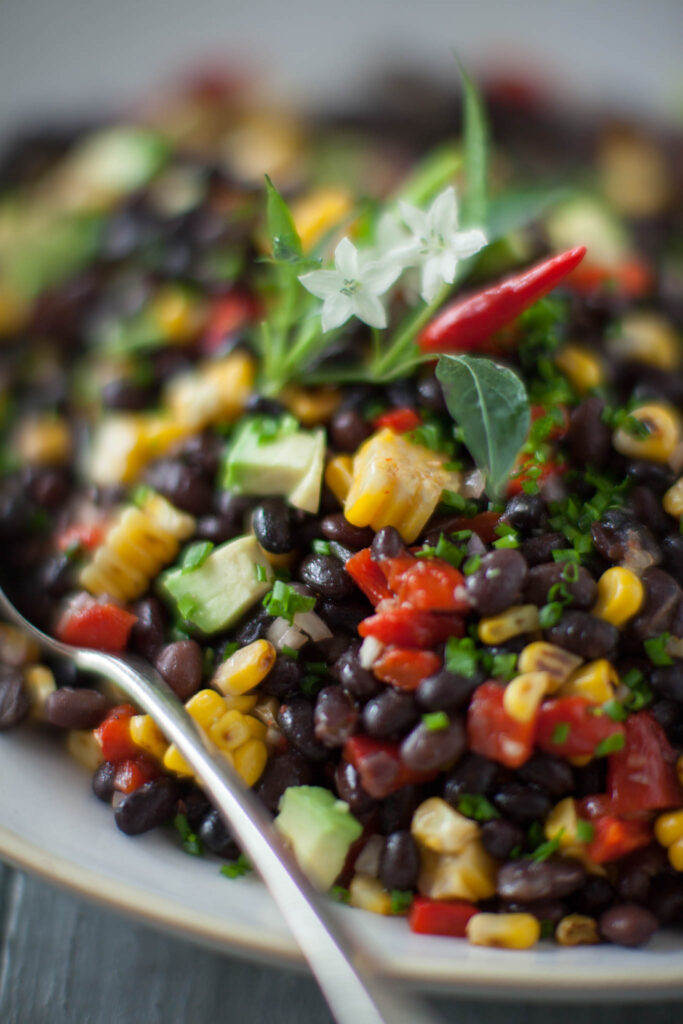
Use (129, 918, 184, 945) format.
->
(0, 862, 680, 1024)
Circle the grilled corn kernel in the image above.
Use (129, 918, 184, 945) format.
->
(478, 605, 540, 645)
(15, 414, 71, 465)
(344, 428, 461, 543)
(503, 672, 552, 723)
(208, 709, 252, 752)
(211, 639, 276, 696)
(655, 809, 683, 849)
(281, 386, 342, 426)
(232, 738, 268, 787)
(164, 351, 254, 431)
(349, 873, 393, 915)
(291, 186, 353, 252)
(221, 693, 259, 714)
(612, 402, 682, 464)
(23, 665, 56, 718)
(85, 412, 189, 485)
(663, 478, 683, 519)
(555, 345, 605, 394)
(325, 455, 354, 503)
(609, 312, 680, 371)
(558, 659, 618, 704)
(667, 837, 683, 872)
(411, 797, 479, 855)
(129, 714, 168, 761)
(591, 567, 644, 628)
(555, 914, 600, 946)
(149, 286, 206, 343)
(517, 642, 582, 689)
(418, 841, 497, 902)
(0, 623, 40, 667)
(66, 729, 103, 772)
(545, 797, 580, 848)
(466, 913, 541, 950)
(244, 715, 268, 741)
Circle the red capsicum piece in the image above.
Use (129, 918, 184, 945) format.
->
(343, 735, 438, 798)
(467, 681, 535, 768)
(372, 407, 422, 433)
(566, 257, 653, 299)
(432, 510, 501, 544)
(358, 605, 464, 648)
(535, 696, 625, 760)
(409, 896, 478, 936)
(94, 704, 138, 762)
(608, 712, 682, 815)
(113, 755, 161, 794)
(418, 246, 587, 354)
(56, 523, 106, 554)
(382, 557, 469, 614)
(345, 549, 393, 606)
(56, 597, 137, 653)
(584, 815, 653, 865)
(372, 647, 441, 690)
(201, 290, 258, 353)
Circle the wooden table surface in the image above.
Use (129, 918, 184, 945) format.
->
(1, 863, 680, 1024)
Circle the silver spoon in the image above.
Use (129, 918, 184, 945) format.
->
(0, 585, 441, 1024)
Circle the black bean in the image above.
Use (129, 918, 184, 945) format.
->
(629, 486, 671, 538)
(465, 549, 528, 616)
(0, 666, 30, 730)
(252, 498, 295, 555)
(627, 460, 675, 493)
(648, 875, 683, 924)
(144, 459, 213, 516)
(378, 785, 420, 834)
(617, 845, 669, 905)
(650, 698, 680, 731)
(517, 754, 574, 798)
(400, 717, 466, 773)
(545, 611, 619, 660)
(493, 783, 552, 825)
(320, 514, 374, 550)
(599, 904, 658, 947)
(23, 466, 72, 509)
(102, 378, 151, 411)
(298, 553, 354, 601)
(443, 753, 499, 806)
(257, 751, 313, 812)
(363, 689, 418, 739)
(661, 535, 683, 587)
(332, 645, 381, 700)
(180, 787, 212, 830)
(130, 597, 166, 661)
(379, 830, 420, 891)
(572, 759, 607, 798)
(155, 640, 203, 701)
(370, 527, 406, 562)
(416, 375, 447, 413)
(416, 667, 483, 713)
(92, 761, 117, 803)
(44, 687, 110, 729)
(630, 567, 681, 640)
(571, 875, 615, 916)
(329, 408, 372, 452)
(114, 777, 179, 836)
(38, 553, 73, 598)
(0, 479, 34, 540)
(567, 397, 611, 468)
(500, 898, 567, 925)
(278, 698, 328, 761)
(194, 514, 241, 544)
(497, 858, 586, 901)
(245, 394, 286, 417)
(318, 598, 371, 632)
(327, 540, 355, 564)
(481, 819, 525, 860)
(231, 608, 274, 646)
(503, 493, 545, 533)
(214, 491, 253, 532)
(333, 761, 376, 815)
(651, 664, 683, 703)
(260, 655, 301, 699)
(314, 686, 358, 747)
(591, 510, 661, 570)
(520, 533, 566, 567)
(198, 809, 240, 859)
(524, 562, 596, 610)
(178, 432, 223, 478)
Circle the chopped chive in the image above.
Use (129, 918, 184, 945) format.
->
(463, 554, 481, 575)
(330, 885, 350, 904)
(281, 644, 300, 660)
(254, 563, 268, 582)
(312, 539, 332, 556)
(390, 889, 414, 915)
(422, 711, 450, 731)
(222, 641, 239, 660)
(602, 699, 628, 722)
(220, 854, 252, 879)
(576, 820, 595, 843)
(644, 633, 674, 667)
(539, 601, 564, 628)
(551, 722, 570, 745)
(594, 732, 626, 757)
(180, 540, 214, 573)
(173, 813, 203, 857)
(457, 793, 500, 822)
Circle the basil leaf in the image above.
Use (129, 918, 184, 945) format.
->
(458, 61, 489, 228)
(436, 354, 530, 500)
(264, 174, 302, 262)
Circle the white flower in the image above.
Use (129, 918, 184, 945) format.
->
(394, 186, 488, 303)
(298, 237, 400, 333)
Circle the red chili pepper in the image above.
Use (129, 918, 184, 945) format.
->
(56, 523, 106, 554)
(418, 246, 587, 354)
(113, 755, 161, 794)
(381, 557, 469, 614)
(608, 712, 682, 816)
(343, 735, 437, 798)
(56, 597, 137, 653)
(535, 696, 625, 760)
(409, 896, 478, 936)
(584, 815, 653, 865)
(94, 704, 138, 763)
(358, 605, 464, 648)
(372, 407, 422, 433)
(345, 549, 393, 606)
(566, 258, 653, 299)
(467, 681, 535, 768)
(372, 647, 441, 690)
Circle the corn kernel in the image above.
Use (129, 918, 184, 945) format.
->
(418, 841, 497, 902)
(478, 605, 540, 645)
(411, 797, 479, 854)
(208, 709, 252, 752)
(668, 837, 683, 873)
(349, 873, 393, 915)
(291, 186, 353, 252)
(23, 665, 56, 719)
(613, 402, 682, 464)
(517, 642, 582, 689)
(655, 809, 683, 849)
(325, 455, 354, 503)
(591, 567, 644, 628)
(244, 715, 268, 741)
(555, 914, 600, 946)
(66, 729, 102, 772)
(281, 386, 342, 426)
(555, 345, 605, 394)
(85, 412, 188, 486)
(503, 672, 552, 723)
(558, 659, 618, 704)
(609, 312, 680, 371)
(164, 688, 227, 775)
(663, 478, 683, 519)
(164, 351, 254, 431)
(545, 797, 580, 848)
(15, 414, 71, 465)
(232, 738, 268, 787)
(130, 714, 168, 761)
(211, 639, 276, 696)
(467, 913, 541, 950)
(149, 286, 206, 343)
(0, 623, 40, 667)
(163, 744, 194, 777)
(222, 693, 259, 714)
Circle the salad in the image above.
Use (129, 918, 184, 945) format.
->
(1, 67, 683, 952)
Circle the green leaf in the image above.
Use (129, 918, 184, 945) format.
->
(436, 354, 530, 500)
(457, 794, 500, 822)
(484, 186, 575, 242)
(458, 61, 489, 228)
(264, 175, 303, 262)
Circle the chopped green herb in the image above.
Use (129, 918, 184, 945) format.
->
(594, 732, 626, 757)
(576, 820, 595, 843)
(312, 539, 332, 556)
(254, 563, 268, 583)
(422, 711, 450, 731)
(434, 534, 466, 568)
(551, 722, 570, 745)
(202, 647, 215, 677)
(491, 652, 518, 681)
(526, 820, 545, 849)
(552, 549, 581, 566)
(539, 919, 555, 939)
(463, 554, 482, 576)
(181, 541, 214, 573)
(602, 699, 628, 722)
(560, 560, 580, 582)
(330, 885, 350, 904)
(390, 889, 414, 915)
(299, 674, 325, 698)
(440, 491, 479, 517)
(445, 636, 479, 677)
(220, 854, 252, 879)
(622, 667, 653, 711)
(173, 813, 203, 857)
(493, 533, 520, 550)
(644, 633, 674, 667)
(222, 642, 239, 660)
(263, 579, 316, 624)
(539, 602, 565, 628)
(281, 645, 300, 660)
(130, 483, 153, 508)
(528, 828, 564, 862)
(408, 419, 456, 457)
(457, 793, 500, 822)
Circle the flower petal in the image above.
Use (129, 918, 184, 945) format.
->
(361, 258, 402, 296)
(321, 291, 354, 332)
(352, 288, 387, 329)
(428, 186, 458, 237)
(398, 199, 428, 239)
(451, 228, 488, 259)
(420, 256, 444, 304)
(334, 236, 359, 279)
(438, 248, 458, 286)
(299, 268, 344, 300)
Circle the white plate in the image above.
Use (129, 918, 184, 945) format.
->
(2, 724, 683, 1000)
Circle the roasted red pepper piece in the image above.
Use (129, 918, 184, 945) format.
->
(409, 895, 478, 936)
(535, 696, 625, 760)
(372, 647, 441, 690)
(418, 246, 586, 354)
(382, 557, 469, 614)
(56, 523, 106, 554)
(345, 548, 393, 606)
(432, 510, 501, 544)
(358, 605, 464, 648)
(343, 735, 437, 798)
(56, 598, 137, 653)
(113, 755, 161, 794)
(201, 290, 258, 353)
(608, 712, 682, 815)
(95, 704, 138, 762)
(566, 258, 653, 299)
(372, 407, 422, 433)
(584, 815, 653, 865)
(467, 681, 535, 768)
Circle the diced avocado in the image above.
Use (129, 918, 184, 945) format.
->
(274, 785, 363, 891)
(67, 126, 169, 196)
(223, 417, 325, 514)
(546, 195, 631, 267)
(160, 534, 273, 634)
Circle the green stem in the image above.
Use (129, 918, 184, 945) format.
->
(371, 284, 449, 378)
